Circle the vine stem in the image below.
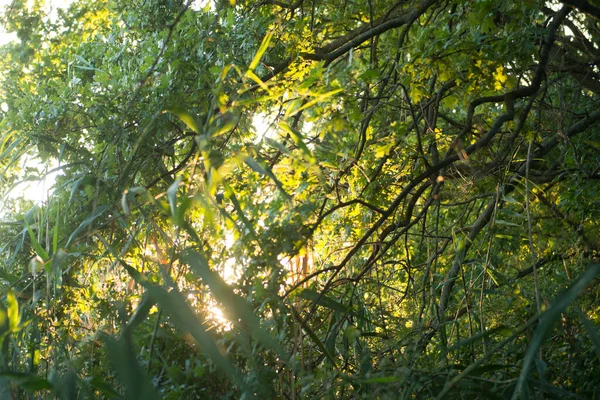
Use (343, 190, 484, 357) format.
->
(526, 139, 542, 316)
(147, 309, 163, 373)
(525, 137, 544, 393)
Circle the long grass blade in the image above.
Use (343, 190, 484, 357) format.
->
(181, 249, 288, 359)
(512, 263, 600, 399)
(248, 32, 273, 71)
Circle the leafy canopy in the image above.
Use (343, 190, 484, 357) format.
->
(0, 0, 599, 398)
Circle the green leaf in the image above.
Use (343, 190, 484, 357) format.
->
(512, 264, 600, 399)
(358, 68, 380, 82)
(359, 376, 402, 384)
(285, 88, 343, 117)
(278, 121, 316, 163)
(243, 155, 290, 198)
(52, 204, 59, 254)
(87, 377, 120, 398)
(248, 32, 273, 71)
(66, 205, 110, 247)
(6, 292, 19, 331)
(116, 261, 244, 387)
(165, 107, 203, 134)
(468, 364, 513, 377)
(49, 249, 68, 292)
(208, 118, 236, 138)
(166, 175, 183, 218)
(121, 190, 130, 216)
(576, 307, 600, 362)
(0, 372, 53, 391)
(123, 293, 155, 337)
(19, 377, 53, 391)
(26, 222, 49, 262)
(498, 209, 526, 219)
(448, 326, 511, 351)
(297, 288, 350, 314)
(245, 70, 271, 93)
(502, 195, 520, 205)
(102, 334, 160, 400)
(494, 219, 521, 227)
(291, 307, 337, 367)
(0, 138, 28, 166)
(69, 174, 96, 203)
(181, 249, 287, 359)
(264, 137, 291, 155)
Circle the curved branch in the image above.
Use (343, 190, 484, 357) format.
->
(306, 0, 439, 63)
(560, 0, 600, 20)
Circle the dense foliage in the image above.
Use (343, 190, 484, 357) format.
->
(1, 0, 600, 398)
